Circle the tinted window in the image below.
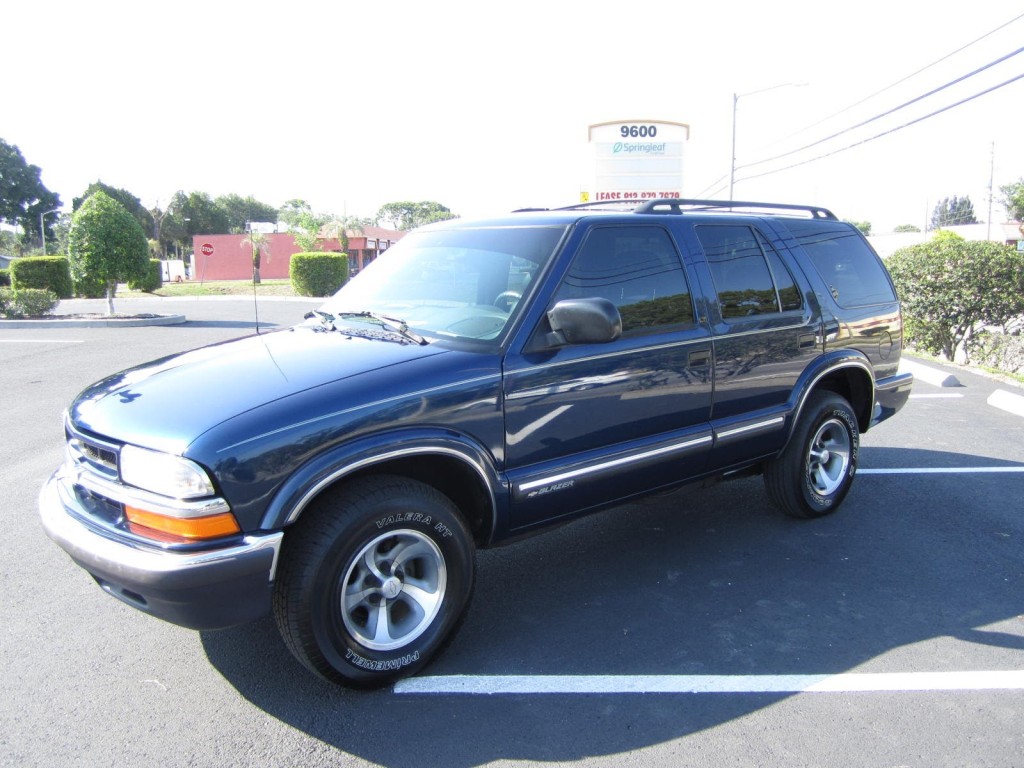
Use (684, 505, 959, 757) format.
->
(785, 220, 897, 307)
(696, 225, 803, 319)
(554, 226, 693, 333)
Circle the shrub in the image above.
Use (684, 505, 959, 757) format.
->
(0, 287, 59, 318)
(128, 258, 163, 292)
(966, 330, 1024, 374)
(9, 256, 73, 298)
(887, 233, 1024, 360)
(0, 268, 9, 287)
(74, 272, 107, 298)
(290, 252, 349, 297)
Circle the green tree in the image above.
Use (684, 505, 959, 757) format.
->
(0, 138, 62, 247)
(375, 201, 457, 231)
(844, 219, 872, 235)
(68, 191, 150, 314)
(241, 230, 271, 284)
(893, 224, 921, 233)
(166, 190, 232, 256)
(930, 195, 978, 229)
(887, 231, 1024, 360)
(1000, 179, 1024, 234)
(279, 199, 329, 251)
(215, 194, 279, 234)
(74, 181, 153, 240)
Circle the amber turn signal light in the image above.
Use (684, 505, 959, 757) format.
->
(124, 506, 241, 543)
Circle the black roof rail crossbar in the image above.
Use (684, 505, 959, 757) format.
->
(634, 198, 837, 219)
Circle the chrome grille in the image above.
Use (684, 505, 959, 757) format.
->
(65, 422, 120, 480)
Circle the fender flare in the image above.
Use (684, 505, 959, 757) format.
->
(784, 350, 875, 449)
(259, 428, 505, 540)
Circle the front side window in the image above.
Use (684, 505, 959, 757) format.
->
(320, 225, 566, 343)
(552, 226, 694, 334)
(696, 224, 803, 319)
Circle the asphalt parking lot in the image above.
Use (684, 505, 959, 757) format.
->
(2, 297, 1023, 767)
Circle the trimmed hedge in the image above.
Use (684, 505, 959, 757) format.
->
(0, 287, 60, 318)
(290, 252, 349, 297)
(128, 258, 163, 292)
(9, 256, 73, 298)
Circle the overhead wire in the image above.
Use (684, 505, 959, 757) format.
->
(735, 71, 1024, 183)
(736, 45, 1024, 173)
(701, 12, 1024, 195)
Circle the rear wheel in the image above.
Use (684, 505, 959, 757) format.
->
(764, 391, 859, 518)
(273, 475, 475, 687)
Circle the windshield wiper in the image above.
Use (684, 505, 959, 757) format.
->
(337, 311, 429, 346)
(304, 309, 336, 330)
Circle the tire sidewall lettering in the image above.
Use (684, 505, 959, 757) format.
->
(802, 405, 858, 509)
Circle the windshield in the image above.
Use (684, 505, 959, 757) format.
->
(318, 225, 566, 343)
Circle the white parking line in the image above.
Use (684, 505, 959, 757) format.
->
(395, 671, 1024, 695)
(859, 467, 1024, 474)
(909, 393, 963, 399)
(988, 389, 1024, 419)
(899, 359, 961, 387)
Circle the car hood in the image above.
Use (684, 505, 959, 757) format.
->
(68, 326, 448, 454)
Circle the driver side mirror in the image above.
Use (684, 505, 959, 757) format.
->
(543, 297, 622, 347)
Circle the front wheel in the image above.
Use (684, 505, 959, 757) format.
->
(273, 475, 475, 687)
(764, 391, 859, 518)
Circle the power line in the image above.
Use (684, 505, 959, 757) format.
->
(734, 71, 1024, 184)
(737, 45, 1024, 173)
(763, 11, 1024, 149)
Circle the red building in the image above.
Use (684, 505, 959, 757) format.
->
(190, 227, 405, 281)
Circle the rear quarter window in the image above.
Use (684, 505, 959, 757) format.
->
(784, 220, 896, 307)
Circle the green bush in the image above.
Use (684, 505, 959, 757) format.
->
(74, 272, 107, 298)
(290, 252, 349, 297)
(887, 232, 1024, 360)
(9, 256, 73, 298)
(128, 258, 163, 292)
(0, 287, 59, 318)
(0, 268, 9, 287)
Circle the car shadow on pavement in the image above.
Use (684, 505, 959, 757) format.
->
(201, 447, 1024, 767)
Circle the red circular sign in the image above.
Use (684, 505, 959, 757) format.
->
(201, 243, 214, 256)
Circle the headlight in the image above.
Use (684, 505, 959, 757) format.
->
(120, 445, 216, 499)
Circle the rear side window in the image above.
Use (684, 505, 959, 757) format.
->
(785, 220, 896, 307)
(695, 224, 804, 319)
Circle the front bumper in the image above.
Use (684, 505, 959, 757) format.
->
(39, 466, 283, 630)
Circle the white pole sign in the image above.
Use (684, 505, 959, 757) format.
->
(586, 120, 689, 202)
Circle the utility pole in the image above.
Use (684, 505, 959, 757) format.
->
(987, 141, 995, 241)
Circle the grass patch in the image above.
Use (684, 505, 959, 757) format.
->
(120, 279, 297, 298)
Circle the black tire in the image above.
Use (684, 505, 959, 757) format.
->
(273, 475, 475, 687)
(764, 391, 859, 519)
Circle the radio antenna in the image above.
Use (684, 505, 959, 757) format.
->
(247, 221, 262, 335)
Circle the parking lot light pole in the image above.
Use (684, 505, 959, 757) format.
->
(39, 207, 61, 254)
(730, 83, 807, 200)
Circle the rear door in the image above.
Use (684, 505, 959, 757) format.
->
(502, 222, 714, 532)
(685, 222, 821, 470)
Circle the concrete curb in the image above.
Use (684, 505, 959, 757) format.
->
(0, 314, 187, 329)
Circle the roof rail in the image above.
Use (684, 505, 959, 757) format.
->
(633, 198, 837, 219)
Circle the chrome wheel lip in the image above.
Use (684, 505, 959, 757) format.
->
(341, 528, 447, 652)
(806, 417, 852, 496)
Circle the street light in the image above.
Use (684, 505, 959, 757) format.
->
(729, 83, 807, 200)
(39, 207, 61, 254)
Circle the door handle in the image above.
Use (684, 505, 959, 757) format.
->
(688, 349, 711, 367)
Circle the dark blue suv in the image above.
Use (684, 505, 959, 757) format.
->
(40, 199, 913, 687)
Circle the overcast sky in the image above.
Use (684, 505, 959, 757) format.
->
(4, 1, 1023, 233)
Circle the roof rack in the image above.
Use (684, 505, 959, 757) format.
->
(636, 198, 836, 219)
(551, 198, 836, 220)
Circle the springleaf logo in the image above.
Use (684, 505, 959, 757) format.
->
(613, 142, 623, 153)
